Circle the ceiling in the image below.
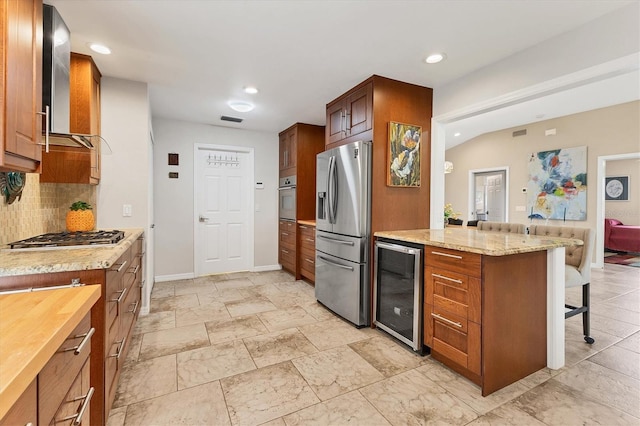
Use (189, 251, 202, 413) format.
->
(46, 0, 637, 148)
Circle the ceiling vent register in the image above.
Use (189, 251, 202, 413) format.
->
(221, 116, 243, 123)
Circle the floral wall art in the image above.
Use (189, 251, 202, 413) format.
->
(388, 122, 422, 187)
(527, 146, 587, 221)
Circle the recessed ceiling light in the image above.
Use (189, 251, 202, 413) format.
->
(228, 101, 255, 112)
(454, 132, 461, 137)
(244, 86, 258, 94)
(425, 53, 446, 64)
(88, 43, 111, 55)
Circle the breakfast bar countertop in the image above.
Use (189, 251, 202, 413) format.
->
(0, 285, 100, 419)
(374, 227, 583, 256)
(0, 228, 144, 277)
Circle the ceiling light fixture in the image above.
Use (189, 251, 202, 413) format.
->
(228, 101, 255, 112)
(244, 86, 258, 94)
(88, 43, 111, 55)
(425, 53, 446, 64)
(454, 132, 461, 137)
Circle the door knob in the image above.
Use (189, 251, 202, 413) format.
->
(199, 215, 209, 222)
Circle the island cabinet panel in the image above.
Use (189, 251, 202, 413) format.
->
(424, 247, 547, 396)
(0, 379, 37, 426)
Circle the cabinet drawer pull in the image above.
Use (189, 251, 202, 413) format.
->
(109, 338, 125, 359)
(111, 260, 128, 272)
(431, 251, 462, 260)
(62, 327, 95, 355)
(58, 387, 94, 425)
(299, 225, 307, 229)
(281, 249, 289, 254)
(305, 238, 314, 243)
(111, 287, 127, 304)
(432, 313, 463, 328)
(282, 232, 289, 236)
(128, 300, 139, 314)
(431, 273, 462, 284)
(305, 258, 315, 264)
(128, 264, 140, 275)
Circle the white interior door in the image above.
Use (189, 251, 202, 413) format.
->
(195, 145, 253, 277)
(485, 173, 505, 222)
(470, 168, 509, 222)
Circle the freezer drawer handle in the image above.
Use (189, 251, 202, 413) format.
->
(317, 235, 355, 246)
(318, 255, 354, 271)
(431, 313, 463, 328)
(431, 251, 463, 260)
(431, 273, 463, 284)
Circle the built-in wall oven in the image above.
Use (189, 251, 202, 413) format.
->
(278, 175, 296, 220)
(373, 239, 425, 353)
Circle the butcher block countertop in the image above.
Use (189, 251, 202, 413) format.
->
(0, 285, 100, 419)
(374, 227, 583, 256)
(0, 228, 143, 277)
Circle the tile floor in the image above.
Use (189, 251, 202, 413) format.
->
(107, 264, 640, 425)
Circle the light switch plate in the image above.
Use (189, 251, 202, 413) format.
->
(123, 204, 132, 217)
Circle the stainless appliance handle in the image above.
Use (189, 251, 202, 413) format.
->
(327, 156, 335, 224)
(376, 241, 416, 255)
(318, 255, 354, 271)
(329, 156, 338, 223)
(317, 234, 355, 246)
(277, 186, 296, 191)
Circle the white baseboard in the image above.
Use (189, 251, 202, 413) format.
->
(155, 272, 195, 282)
(251, 264, 282, 272)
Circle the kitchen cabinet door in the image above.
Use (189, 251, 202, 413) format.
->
(1, 0, 43, 173)
(325, 82, 372, 146)
(279, 127, 297, 174)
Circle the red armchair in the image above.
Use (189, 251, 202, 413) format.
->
(605, 219, 640, 253)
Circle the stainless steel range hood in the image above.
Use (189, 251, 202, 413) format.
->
(41, 4, 97, 151)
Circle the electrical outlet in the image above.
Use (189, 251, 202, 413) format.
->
(515, 205, 526, 212)
(123, 204, 132, 217)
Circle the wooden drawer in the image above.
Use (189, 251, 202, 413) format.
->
(279, 223, 297, 246)
(424, 304, 481, 375)
(298, 224, 316, 250)
(425, 247, 481, 278)
(300, 247, 316, 281)
(39, 313, 93, 425)
(425, 267, 481, 323)
(279, 245, 296, 271)
(0, 379, 36, 425)
(51, 358, 92, 425)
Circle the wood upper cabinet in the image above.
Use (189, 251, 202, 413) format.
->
(326, 81, 372, 146)
(0, 0, 43, 173)
(41, 52, 102, 184)
(279, 126, 297, 174)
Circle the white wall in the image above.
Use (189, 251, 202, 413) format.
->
(605, 158, 640, 226)
(433, 2, 639, 116)
(98, 77, 151, 229)
(152, 118, 279, 279)
(97, 77, 152, 312)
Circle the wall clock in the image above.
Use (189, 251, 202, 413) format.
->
(605, 176, 629, 201)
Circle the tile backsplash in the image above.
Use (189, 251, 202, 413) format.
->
(0, 173, 97, 245)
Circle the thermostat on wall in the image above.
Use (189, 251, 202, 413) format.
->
(255, 182, 264, 189)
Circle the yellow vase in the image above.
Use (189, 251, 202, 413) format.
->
(66, 210, 95, 232)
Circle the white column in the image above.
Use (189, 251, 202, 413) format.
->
(547, 247, 565, 369)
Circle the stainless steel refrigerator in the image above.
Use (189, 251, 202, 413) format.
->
(315, 140, 372, 327)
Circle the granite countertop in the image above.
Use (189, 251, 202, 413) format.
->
(0, 228, 144, 277)
(298, 219, 316, 227)
(375, 227, 583, 256)
(0, 285, 101, 419)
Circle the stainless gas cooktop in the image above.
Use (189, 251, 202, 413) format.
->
(9, 230, 125, 249)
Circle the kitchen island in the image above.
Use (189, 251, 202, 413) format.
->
(0, 228, 144, 425)
(375, 227, 582, 396)
(0, 285, 100, 423)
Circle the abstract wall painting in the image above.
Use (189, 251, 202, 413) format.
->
(388, 122, 422, 187)
(527, 146, 587, 221)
